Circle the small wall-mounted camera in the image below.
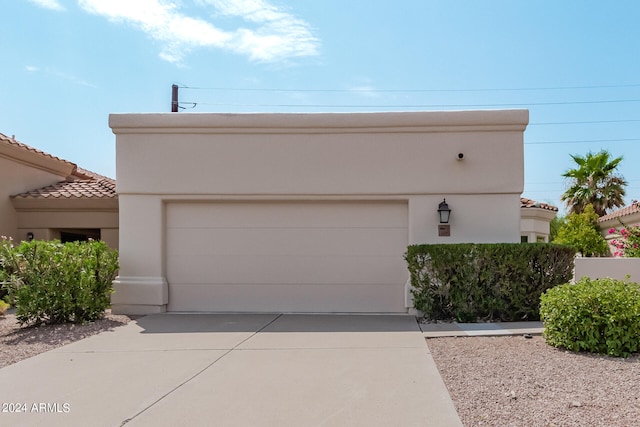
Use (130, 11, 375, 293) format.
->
(457, 153, 464, 160)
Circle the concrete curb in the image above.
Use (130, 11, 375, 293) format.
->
(420, 321, 544, 338)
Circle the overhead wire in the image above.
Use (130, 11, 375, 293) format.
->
(176, 82, 640, 148)
(178, 82, 640, 93)
(179, 99, 640, 108)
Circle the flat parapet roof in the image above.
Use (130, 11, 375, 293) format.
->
(109, 109, 529, 134)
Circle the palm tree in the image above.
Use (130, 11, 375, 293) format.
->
(561, 150, 627, 216)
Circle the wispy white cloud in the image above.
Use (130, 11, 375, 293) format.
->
(29, 0, 319, 63)
(28, 0, 65, 11)
(25, 65, 97, 88)
(201, 0, 319, 62)
(348, 85, 381, 98)
(77, 0, 319, 64)
(346, 78, 382, 98)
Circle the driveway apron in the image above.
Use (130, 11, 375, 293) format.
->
(0, 314, 462, 427)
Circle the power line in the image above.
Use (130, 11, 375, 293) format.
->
(525, 138, 640, 145)
(180, 99, 640, 108)
(179, 83, 640, 93)
(529, 119, 640, 126)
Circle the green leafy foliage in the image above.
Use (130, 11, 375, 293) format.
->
(553, 204, 608, 257)
(540, 277, 640, 357)
(405, 243, 576, 322)
(561, 150, 627, 216)
(0, 299, 9, 315)
(549, 214, 566, 242)
(0, 238, 118, 326)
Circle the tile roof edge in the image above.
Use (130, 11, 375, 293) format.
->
(0, 132, 76, 167)
(520, 197, 558, 212)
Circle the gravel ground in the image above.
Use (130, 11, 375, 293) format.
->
(0, 310, 133, 368)
(427, 335, 640, 427)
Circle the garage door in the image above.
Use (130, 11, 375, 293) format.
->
(165, 201, 408, 313)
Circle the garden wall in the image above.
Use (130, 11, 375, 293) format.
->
(574, 258, 640, 283)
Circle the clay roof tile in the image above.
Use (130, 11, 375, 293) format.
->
(12, 178, 116, 200)
(598, 203, 640, 222)
(520, 197, 558, 212)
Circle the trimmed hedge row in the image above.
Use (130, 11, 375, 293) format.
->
(405, 243, 576, 322)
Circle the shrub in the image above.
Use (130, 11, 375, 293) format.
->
(608, 224, 640, 257)
(405, 243, 576, 322)
(553, 204, 608, 257)
(0, 238, 118, 326)
(0, 299, 9, 315)
(540, 277, 640, 357)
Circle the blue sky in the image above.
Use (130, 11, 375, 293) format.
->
(2, 0, 640, 214)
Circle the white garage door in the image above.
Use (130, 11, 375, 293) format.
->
(165, 201, 408, 313)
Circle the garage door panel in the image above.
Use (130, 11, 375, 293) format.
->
(168, 284, 406, 313)
(166, 202, 407, 229)
(168, 254, 407, 284)
(166, 201, 408, 313)
(166, 227, 408, 257)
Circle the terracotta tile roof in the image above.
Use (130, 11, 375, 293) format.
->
(598, 203, 640, 222)
(3, 131, 116, 200)
(12, 178, 116, 200)
(0, 132, 76, 168)
(520, 197, 558, 212)
(72, 167, 112, 181)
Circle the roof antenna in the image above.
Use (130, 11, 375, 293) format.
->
(171, 84, 179, 112)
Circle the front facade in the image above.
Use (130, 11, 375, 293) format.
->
(111, 110, 528, 315)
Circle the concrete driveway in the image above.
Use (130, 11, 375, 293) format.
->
(0, 314, 462, 427)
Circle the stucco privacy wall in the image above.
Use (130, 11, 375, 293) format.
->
(574, 258, 640, 284)
(110, 110, 528, 314)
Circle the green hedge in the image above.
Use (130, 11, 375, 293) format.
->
(405, 243, 576, 322)
(540, 277, 640, 357)
(0, 238, 118, 326)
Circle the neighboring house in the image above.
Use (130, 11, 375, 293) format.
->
(109, 110, 530, 315)
(520, 197, 558, 243)
(598, 202, 640, 254)
(598, 203, 640, 231)
(0, 132, 118, 248)
(573, 203, 640, 282)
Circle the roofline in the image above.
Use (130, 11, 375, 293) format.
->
(11, 197, 119, 211)
(109, 109, 530, 135)
(0, 134, 76, 178)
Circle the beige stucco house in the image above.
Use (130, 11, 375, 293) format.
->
(573, 204, 640, 283)
(0, 132, 118, 247)
(519, 197, 558, 243)
(598, 203, 640, 234)
(598, 202, 640, 254)
(109, 110, 531, 315)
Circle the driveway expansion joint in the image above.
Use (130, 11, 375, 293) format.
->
(119, 313, 284, 426)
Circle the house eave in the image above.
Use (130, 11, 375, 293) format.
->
(0, 141, 75, 178)
(520, 207, 557, 221)
(11, 197, 119, 212)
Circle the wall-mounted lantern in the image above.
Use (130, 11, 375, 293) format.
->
(26, 232, 34, 242)
(438, 199, 451, 224)
(437, 199, 451, 237)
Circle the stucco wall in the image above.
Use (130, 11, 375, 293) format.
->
(520, 208, 556, 243)
(110, 110, 528, 314)
(574, 257, 640, 284)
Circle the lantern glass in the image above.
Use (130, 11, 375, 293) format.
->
(438, 199, 451, 224)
